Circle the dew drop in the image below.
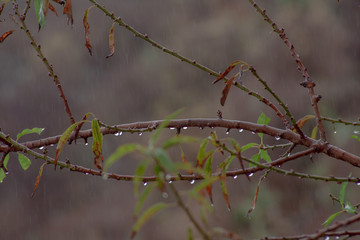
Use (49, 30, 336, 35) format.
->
(354, 130, 360, 134)
(5, 171, 9, 175)
(239, 129, 243, 133)
(199, 126, 204, 130)
(333, 130, 337, 134)
(324, 236, 330, 240)
(162, 192, 169, 199)
(39, 146, 45, 150)
(168, 181, 172, 184)
(183, 126, 188, 130)
(143, 182, 148, 186)
(275, 136, 280, 140)
(85, 172, 89, 175)
(114, 132, 121, 136)
(226, 129, 230, 134)
(356, 182, 360, 186)
(287, 153, 290, 157)
(85, 142, 89, 146)
(233, 175, 238, 179)
(248, 173, 254, 177)
(251, 131, 255, 135)
(170, 127, 176, 130)
(138, 132, 143, 136)
(50, 144, 54, 147)
(190, 179, 195, 184)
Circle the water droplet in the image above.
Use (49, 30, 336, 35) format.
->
(335, 236, 340, 239)
(199, 126, 204, 130)
(143, 182, 148, 186)
(170, 127, 176, 130)
(248, 173, 254, 177)
(168, 181, 172, 184)
(39, 146, 45, 150)
(5, 171, 9, 175)
(102, 173, 109, 180)
(239, 129, 243, 133)
(50, 144, 54, 147)
(324, 236, 330, 240)
(85, 142, 89, 146)
(233, 175, 238, 179)
(190, 179, 195, 184)
(356, 182, 360, 186)
(162, 192, 168, 198)
(183, 126, 188, 130)
(333, 130, 337, 134)
(114, 132, 121, 136)
(226, 129, 230, 134)
(275, 136, 280, 140)
(287, 153, 290, 157)
(251, 131, 255, 135)
(85, 172, 89, 175)
(227, 207, 231, 212)
(165, 174, 171, 181)
(354, 130, 360, 134)
(210, 203, 214, 207)
(138, 132, 143, 136)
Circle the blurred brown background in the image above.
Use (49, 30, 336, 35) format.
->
(1, 0, 360, 239)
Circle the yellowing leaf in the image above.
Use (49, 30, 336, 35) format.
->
(220, 75, 235, 106)
(0, 30, 14, 43)
(63, 0, 73, 25)
(83, 6, 94, 55)
(31, 162, 46, 197)
(92, 119, 103, 170)
(106, 22, 116, 58)
(296, 115, 315, 129)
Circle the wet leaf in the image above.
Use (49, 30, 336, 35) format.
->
(83, 6, 94, 55)
(31, 162, 46, 197)
(63, 0, 73, 25)
(323, 211, 342, 227)
(220, 75, 235, 106)
(197, 138, 209, 167)
(220, 174, 231, 210)
(135, 182, 156, 216)
(106, 22, 116, 58)
(17, 153, 31, 170)
(42, 0, 49, 16)
(34, 0, 46, 28)
(131, 202, 168, 239)
(16, 127, 44, 141)
(54, 121, 82, 170)
(134, 159, 150, 196)
(0, 30, 14, 43)
(0, 154, 10, 183)
(92, 119, 103, 170)
(189, 176, 218, 205)
(187, 228, 193, 240)
(340, 175, 350, 206)
(180, 148, 193, 175)
(249, 153, 260, 168)
(246, 171, 268, 217)
(104, 143, 140, 171)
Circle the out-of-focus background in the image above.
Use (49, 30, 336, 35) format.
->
(1, 0, 360, 239)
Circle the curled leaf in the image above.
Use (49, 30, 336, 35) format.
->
(83, 6, 94, 55)
(31, 162, 46, 197)
(0, 30, 14, 43)
(220, 75, 235, 106)
(295, 115, 315, 130)
(106, 22, 116, 58)
(92, 119, 104, 170)
(63, 0, 73, 25)
(16, 127, 44, 141)
(246, 170, 269, 217)
(220, 175, 231, 210)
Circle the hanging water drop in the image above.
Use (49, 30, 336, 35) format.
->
(356, 182, 360, 186)
(138, 132, 143, 136)
(170, 127, 176, 130)
(162, 192, 169, 199)
(168, 181, 172, 184)
(354, 130, 360, 134)
(183, 126, 188, 130)
(199, 126, 204, 130)
(39, 146, 45, 150)
(248, 173, 254, 177)
(239, 129, 243, 133)
(275, 136, 280, 140)
(233, 175, 238, 179)
(102, 173, 109, 180)
(143, 182, 148, 186)
(333, 130, 337, 134)
(226, 129, 230, 134)
(114, 132, 121, 136)
(190, 179, 195, 184)
(85, 142, 89, 146)
(251, 131, 255, 135)
(324, 236, 330, 240)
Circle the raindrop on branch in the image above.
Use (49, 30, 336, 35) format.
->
(102, 173, 109, 180)
(39, 146, 45, 150)
(190, 179, 195, 184)
(138, 132, 143, 136)
(239, 129, 243, 133)
(233, 175, 238, 179)
(143, 182, 148, 186)
(183, 126, 188, 130)
(275, 136, 280, 140)
(162, 192, 168, 199)
(251, 131, 255, 135)
(248, 173, 254, 177)
(226, 129, 230, 134)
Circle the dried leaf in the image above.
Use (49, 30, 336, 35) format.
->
(220, 75, 235, 106)
(0, 30, 14, 43)
(106, 22, 116, 58)
(296, 115, 315, 129)
(63, 0, 73, 25)
(220, 175, 231, 210)
(0, 3, 6, 17)
(43, 0, 49, 16)
(83, 6, 93, 55)
(246, 171, 269, 217)
(31, 162, 46, 197)
(48, 3, 58, 16)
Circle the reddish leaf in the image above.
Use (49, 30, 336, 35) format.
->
(83, 7, 93, 55)
(31, 163, 46, 198)
(48, 3, 58, 16)
(206, 185, 213, 205)
(0, 30, 14, 43)
(213, 64, 236, 84)
(181, 148, 193, 175)
(220, 75, 235, 106)
(92, 119, 104, 170)
(43, 0, 50, 16)
(63, 0, 73, 25)
(0, 3, 6, 16)
(246, 171, 269, 217)
(106, 22, 116, 58)
(220, 175, 231, 210)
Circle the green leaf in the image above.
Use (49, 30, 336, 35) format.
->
(134, 160, 150, 196)
(154, 148, 176, 173)
(339, 173, 351, 206)
(220, 174, 231, 210)
(344, 202, 356, 214)
(162, 135, 198, 149)
(351, 135, 360, 142)
(34, 0, 46, 28)
(134, 182, 156, 216)
(189, 176, 218, 197)
(241, 142, 258, 152)
(54, 121, 84, 169)
(149, 109, 183, 149)
(16, 127, 44, 141)
(323, 211, 343, 227)
(260, 149, 271, 163)
(187, 228, 193, 240)
(257, 112, 270, 139)
(17, 153, 31, 170)
(249, 153, 260, 168)
(104, 143, 140, 172)
(131, 202, 168, 239)
(197, 138, 209, 166)
(204, 155, 213, 176)
(311, 126, 318, 139)
(92, 119, 103, 149)
(0, 154, 10, 183)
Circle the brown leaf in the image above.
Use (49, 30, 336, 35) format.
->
(63, 0, 73, 25)
(206, 185, 213, 205)
(48, 3, 58, 16)
(0, 30, 14, 43)
(0, 3, 6, 16)
(220, 75, 235, 106)
(181, 149, 193, 175)
(83, 7, 93, 55)
(43, 0, 50, 16)
(106, 22, 116, 58)
(31, 163, 46, 198)
(93, 142, 104, 170)
(246, 171, 269, 217)
(220, 175, 231, 210)
(213, 64, 236, 84)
